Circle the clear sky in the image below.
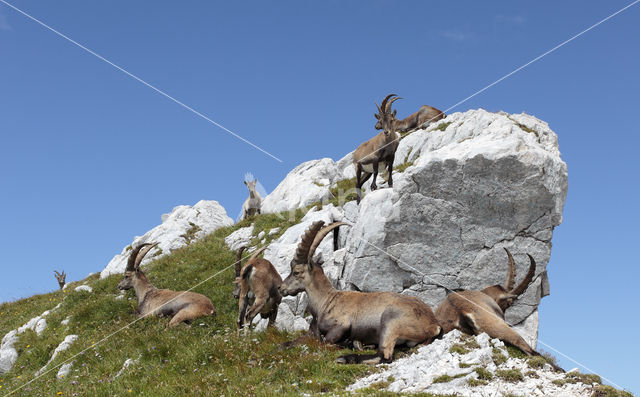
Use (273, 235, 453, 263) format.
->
(1, 0, 639, 393)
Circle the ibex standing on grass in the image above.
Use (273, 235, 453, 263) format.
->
(279, 221, 442, 364)
(117, 243, 216, 327)
(353, 94, 401, 204)
(241, 179, 262, 220)
(435, 248, 561, 370)
(233, 246, 282, 329)
(54, 270, 66, 290)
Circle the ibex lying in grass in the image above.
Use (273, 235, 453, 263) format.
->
(435, 248, 560, 369)
(279, 221, 442, 364)
(233, 246, 282, 329)
(117, 243, 216, 327)
(375, 102, 445, 133)
(353, 94, 401, 204)
(241, 179, 262, 220)
(54, 270, 66, 290)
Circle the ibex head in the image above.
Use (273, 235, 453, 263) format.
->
(280, 221, 346, 296)
(374, 93, 401, 133)
(244, 179, 258, 198)
(117, 243, 157, 290)
(54, 270, 66, 290)
(481, 248, 536, 311)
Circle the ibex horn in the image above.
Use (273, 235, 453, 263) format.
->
(380, 94, 397, 113)
(510, 254, 536, 296)
(130, 243, 158, 270)
(307, 222, 349, 264)
(502, 248, 516, 291)
(293, 221, 325, 264)
(386, 96, 402, 112)
(235, 246, 246, 278)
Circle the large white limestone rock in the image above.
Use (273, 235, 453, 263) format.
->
(101, 200, 233, 277)
(341, 109, 567, 341)
(234, 110, 567, 347)
(261, 158, 340, 214)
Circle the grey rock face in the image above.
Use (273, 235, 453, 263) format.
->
(342, 109, 567, 339)
(233, 109, 567, 348)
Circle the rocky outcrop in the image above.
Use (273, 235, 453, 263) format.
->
(231, 109, 567, 347)
(261, 158, 340, 214)
(0, 304, 61, 373)
(348, 330, 595, 396)
(341, 109, 567, 343)
(101, 200, 234, 278)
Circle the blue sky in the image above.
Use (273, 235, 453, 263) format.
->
(1, 0, 639, 393)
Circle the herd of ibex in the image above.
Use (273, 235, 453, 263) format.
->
(56, 94, 558, 371)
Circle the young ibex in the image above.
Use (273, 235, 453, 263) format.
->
(353, 94, 401, 204)
(241, 179, 262, 220)
(279, 221, 442, 364)
(233, 246, 282, 329)
(375, 103, 446, 133)
(54, 270, 66, 290)
(117, 243, 216, 327)
(435, 248, 559, 368)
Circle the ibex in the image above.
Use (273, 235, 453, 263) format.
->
(241, 179, 262, 220)
(435, 248, 561, 370)
(353, 94, 401, 204)
(279, 221, 442, 364)
(117, 243, 216, 327)
(54, 270, 66, 290)
(233, 246, 282, 329)
(375, 102, 445, 133)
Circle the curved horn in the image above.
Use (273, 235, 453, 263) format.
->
(502, 248, 516, 291)
(126, 244, 150, 271)
(235, 246, 246, 278)
(380, 94, 397, 113)
(293, 221, 325, 264)
(510, 254, 536, 296)
(307, 222, 349, 264)
(386, 96, 402, 112)
(249, 246, 268, 262)
(133, 243, 158, 270)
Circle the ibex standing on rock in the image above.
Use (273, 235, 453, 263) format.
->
(375, 103, 445, 133)
(353, 94, 401, 204)
(241, 179, 262, 220)
(233, 246, 282, 330)
(54, 270, 66, 290)
(280, 221, 442, 364)
(435, 248, 561, 370)
(117, 243, 216, 327)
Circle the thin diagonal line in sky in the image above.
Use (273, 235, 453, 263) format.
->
(0, 0, 284, 163)
(360, 0, 640, 165)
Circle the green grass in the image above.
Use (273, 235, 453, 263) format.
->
(492, 347, 507, 365)
(496, 369, 524, 383)
(593, 384, 634, 397)
(467, 378, 488, 387)
(0, 211, 385, 396)
(506, 345, 528, 359)
(527, 355, 548, 369)
(475, 367, 493, 381)
(432, 373, 468, 384)
(433, 121, 452, 132)
(449, 344, 469, 355)
(180, 222, 202, 245)
(394, 161, 414, 174)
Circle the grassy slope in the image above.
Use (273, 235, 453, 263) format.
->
(0, 210, 382, 396)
